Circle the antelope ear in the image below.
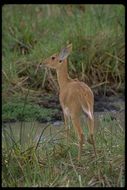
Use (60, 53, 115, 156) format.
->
(59, 44, 72, 61)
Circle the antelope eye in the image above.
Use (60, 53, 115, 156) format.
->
(51, 56, 55, 60)
(59, 60, 62, 63)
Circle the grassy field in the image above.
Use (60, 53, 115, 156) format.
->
(2, 4, 125, 187)
(2, 114, 124, 187)
(2, 4, 125, 121)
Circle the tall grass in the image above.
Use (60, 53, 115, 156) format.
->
(2, 113, 124, 187)
(2, 4, 125, 104)
(2, 5, 125, 187)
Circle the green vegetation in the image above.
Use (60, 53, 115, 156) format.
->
(2, 5, 125, 187)
(2, 114, 124, 187)
(2, 100, 59, 122)
(2, 5, 125, 121)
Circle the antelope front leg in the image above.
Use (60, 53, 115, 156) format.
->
(63, 114, 70, 143)
(71, 115, 84, 161)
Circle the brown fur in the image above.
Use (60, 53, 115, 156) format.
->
(42, 44, 97, 160)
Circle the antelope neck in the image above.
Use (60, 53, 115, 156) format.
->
(56, 59, 70, 91)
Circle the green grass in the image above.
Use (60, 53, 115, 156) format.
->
(2, 5, 125, 107)
(2, 4, 125, 122)
(2, 5, 125, 187)
(2, 115, 125, 187)
(2, 98, 59, 122)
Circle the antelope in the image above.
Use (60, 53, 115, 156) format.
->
(42, 44, 96, 160)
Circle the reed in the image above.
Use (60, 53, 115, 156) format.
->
(2, 114, 124, 187)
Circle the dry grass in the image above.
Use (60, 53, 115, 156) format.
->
(2, 114, 125, 187)
(2, 5, 125, 102)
